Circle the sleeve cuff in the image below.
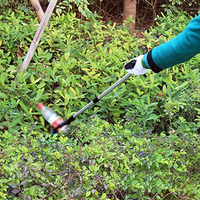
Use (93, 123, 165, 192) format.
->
(142, 50, 163, 73)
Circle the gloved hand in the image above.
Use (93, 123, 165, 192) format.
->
(125, 55, 148, 75)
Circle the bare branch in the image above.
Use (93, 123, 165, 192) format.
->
(14, 0, 58, 84)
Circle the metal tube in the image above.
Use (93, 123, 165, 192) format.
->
(53, 72, 133, 133)
(97, 73, 132, 99)
(74, 73, 132, 118)
(73, 101, 95, 118)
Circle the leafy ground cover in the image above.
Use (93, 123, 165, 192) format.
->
(0, 9, 199, 200)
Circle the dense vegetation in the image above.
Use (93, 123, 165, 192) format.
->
(0, 0, 200, 27)
(0, 2, 199, 200)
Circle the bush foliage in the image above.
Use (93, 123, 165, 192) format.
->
(0, 0, 199, 26)
(0, 7, 199, 200)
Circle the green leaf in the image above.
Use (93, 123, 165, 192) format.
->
(39, 116, 45, 126)
(86, 191, 91, 197)
(176, 81, 189, 90)
(19, 101, 29, 113)
(0, 73, 5, 86)
(100, 193, 107, 199)
(35, 88, 44, 101)
(37, 81, 46, 89)
(163, 85, 167, 94)
(64, 52, 70, 60)
(10, 118, 21, 128)
(172, 90, 182, 99)
(147, 93, 150, 105)
(173, 163, 178, 170)
(167, 83, 172, 97)
(0, 93, 8, 99)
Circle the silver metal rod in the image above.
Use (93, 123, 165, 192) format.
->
(73, 73, 132, 118)
(97, 73, 132, 100)
(73, 101, 95, 118)
(53, 72, 134, 133)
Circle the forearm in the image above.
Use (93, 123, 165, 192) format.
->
(143, 14, 200, 72)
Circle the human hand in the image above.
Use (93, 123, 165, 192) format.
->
(125, 55, 148, 75)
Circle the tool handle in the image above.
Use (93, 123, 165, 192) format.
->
(52, 59, 141, 134)
(124, 60, 136, 70)
(125, 59, 147, 78)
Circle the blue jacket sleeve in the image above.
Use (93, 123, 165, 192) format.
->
(142, 14, 200, 72)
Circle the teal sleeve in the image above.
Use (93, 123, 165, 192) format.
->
(142, 14, 200, 72)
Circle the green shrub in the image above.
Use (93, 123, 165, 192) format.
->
(0, 0, 92, 18)
(0, 117, 199, 199)
(0, 9, 199, 199)
(162, 0, 200, 16)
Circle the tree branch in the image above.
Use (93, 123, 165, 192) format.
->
(14, 0, 58, 84)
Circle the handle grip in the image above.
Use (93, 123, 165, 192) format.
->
(124, 60, 136, 70)
(125, 60, 147, 78)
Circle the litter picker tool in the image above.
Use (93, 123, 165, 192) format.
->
(52, 60, 139, 134)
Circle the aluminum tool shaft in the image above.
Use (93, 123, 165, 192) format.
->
(52, 73, 132, 133)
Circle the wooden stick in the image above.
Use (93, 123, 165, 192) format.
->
(14, 0, 58, 82)
(30, 0, 45, 23)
